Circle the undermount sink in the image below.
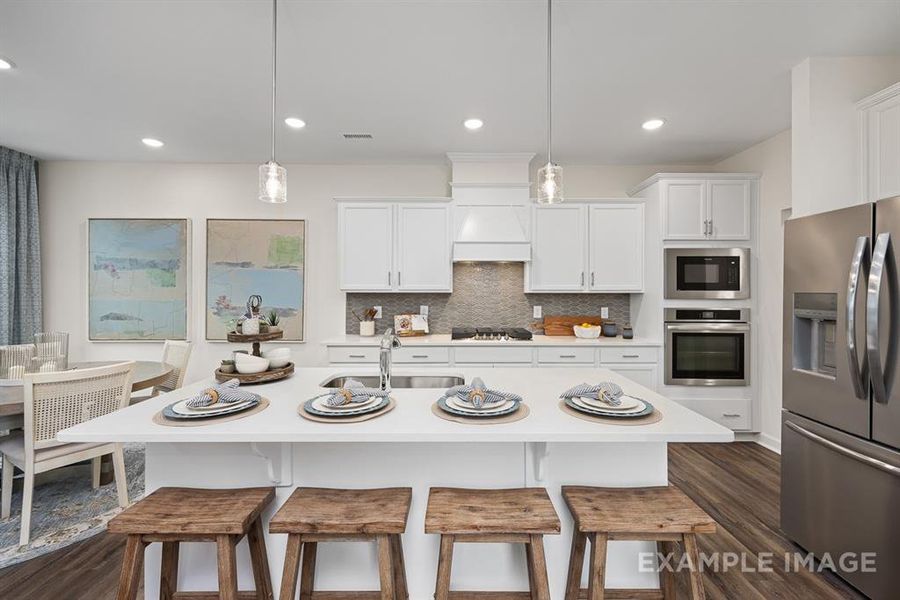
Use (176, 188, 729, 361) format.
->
(320, 375, 464, 389)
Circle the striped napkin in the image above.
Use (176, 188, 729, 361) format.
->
(441, 377, 522, 409)
(185, 379, 257, 408)
(560, 382, 624, 407)
(312, 378, 390, 407)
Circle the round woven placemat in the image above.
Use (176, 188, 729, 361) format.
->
(152, 397, 270, 427)
(558, 400, 663, 426)
(298, 397, 396, 423)
(431, 402, 530, 425)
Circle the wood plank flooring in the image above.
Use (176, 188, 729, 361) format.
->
(0, 443, 865, 599)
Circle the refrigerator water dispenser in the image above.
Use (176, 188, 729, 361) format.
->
(792, 293, 837, 378)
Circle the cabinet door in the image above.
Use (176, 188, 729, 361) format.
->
(339, 203, 394, 291)
(528, 205, 587, 291)
(868, 93, 900, 201)
(708, 179, 751, 240)
(663, 181, 706, 239)
(396, 204, 452, 291)
(588, 203, 644, 292)
(604, 364, 659, 392)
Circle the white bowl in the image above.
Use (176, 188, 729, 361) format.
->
(235, 353, 270, 374)
(262, 347, 291, 368)
(573, 325, 602, 339)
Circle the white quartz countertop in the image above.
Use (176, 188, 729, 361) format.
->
(59, 367, 732, 444)
(324, 334, 662, 346)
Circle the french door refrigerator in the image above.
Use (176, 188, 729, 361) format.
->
(783, 196, 900, 599)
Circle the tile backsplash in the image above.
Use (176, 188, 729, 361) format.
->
(346, 263, 630, 334)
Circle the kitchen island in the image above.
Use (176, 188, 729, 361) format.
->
(59, 366, 732, 598)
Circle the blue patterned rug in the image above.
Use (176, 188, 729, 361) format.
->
(0, 443, 145, 569)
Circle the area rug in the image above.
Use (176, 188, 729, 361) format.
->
(0, 443, 145, 569)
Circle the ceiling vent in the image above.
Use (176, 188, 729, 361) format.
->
(342, 133, 373, 140)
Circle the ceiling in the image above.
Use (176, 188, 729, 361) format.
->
(1, 0, 899, 165)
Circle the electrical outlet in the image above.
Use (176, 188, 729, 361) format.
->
(601, 307, 609, 319)
(420, 305, 429, 316)
(374, 306, 382, 319)
(533, 305, 542, 319)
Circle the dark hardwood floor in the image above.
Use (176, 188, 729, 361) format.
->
(0, 443, 865, 599)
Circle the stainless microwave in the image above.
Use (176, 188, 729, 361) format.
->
(665, 247, 750, 299)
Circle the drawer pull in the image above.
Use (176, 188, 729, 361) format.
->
(411, 354, 429, 359)
(348, 354, 367, 359)
(722, 413, 742, 418)
(621, 354, 640, 358)
(560, 354, 577, 358)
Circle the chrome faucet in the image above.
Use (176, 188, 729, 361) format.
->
(379, 328, 402, 392)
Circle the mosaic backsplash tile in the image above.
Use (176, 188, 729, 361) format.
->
(346, 263, 631, 334)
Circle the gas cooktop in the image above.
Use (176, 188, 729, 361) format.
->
(451, 327, 533, 341)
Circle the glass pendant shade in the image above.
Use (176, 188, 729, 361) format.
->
(537, 161, 564, 204)
(259, 160, 287, 203)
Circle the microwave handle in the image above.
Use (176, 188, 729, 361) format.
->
(847, 236, 870, 399)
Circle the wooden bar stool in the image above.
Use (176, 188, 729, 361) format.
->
(269, 487, 412, 600)
(424, 487, 561, 600)
(108, 486, 275, 600)
(562, 485, 716, 600)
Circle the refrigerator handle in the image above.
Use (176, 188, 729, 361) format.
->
(785, 421, 900, 476)
(867, 232, 891, 404)
(847, 236, 870, 399)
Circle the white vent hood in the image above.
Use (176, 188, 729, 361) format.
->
(448, 153, 534, 262)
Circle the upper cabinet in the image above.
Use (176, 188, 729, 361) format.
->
(338, 199, 452, 293)
(526, 200, 645, 293)
(661, 178, 752, 240)
(859, 82, 900, 203)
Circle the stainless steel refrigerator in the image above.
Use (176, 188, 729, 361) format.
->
(783, 196, 900, 599)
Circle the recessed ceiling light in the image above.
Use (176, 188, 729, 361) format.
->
(0, 58, 14, 70)
(284, 117, 306, 129)
(642, 118, 665, 131)
(464, 118, 484, 131)
(141, 138, 164, 148)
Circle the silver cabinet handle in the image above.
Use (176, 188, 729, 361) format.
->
(560, 354, 577, 358)
(398, 271, 401, 287)
(785, 421, 900, 476)
(411, 354, 428, 359)
(847, 236, 870, 399)
(348, 354, 366, 358)
(388, 271, 391, 286)
(708, 219, 713, 237)
(591, 272, 595, 287)
(866, 232, 891, 404)
(581, 272, 584, 286)
(722, 413, 741, 418)
(622, 354, 640, 358)
(703, 220, 707, 236)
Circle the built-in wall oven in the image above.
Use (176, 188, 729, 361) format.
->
(664, 308, 750, 386)
(665, 247, 750, 299)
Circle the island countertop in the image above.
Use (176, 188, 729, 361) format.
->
(59, 366, 733, 444)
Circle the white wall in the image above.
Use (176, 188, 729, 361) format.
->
(716, 129, 792, 452)
(792, 56, 900, 217)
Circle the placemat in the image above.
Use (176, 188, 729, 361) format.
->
(558, 400, 663, 426)
(431, 402, 530, 425)
(299, 398, 396, 423)
(153, 397, 270, 427)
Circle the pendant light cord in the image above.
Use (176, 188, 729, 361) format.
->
(546, 0, 552, 165)
(270, 0, 278, 162)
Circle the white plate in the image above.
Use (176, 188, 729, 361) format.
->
(447, 395, 507, 410)
(572, 397, 648, 415)
(577, 395, 641, 411)
(312, 395, 381, 412)
(171, 398, 255, 416)
(447, 397, 515, 414)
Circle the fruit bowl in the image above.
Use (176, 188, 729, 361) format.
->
(573, 324, 602, 339)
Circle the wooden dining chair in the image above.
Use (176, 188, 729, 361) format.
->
(0, 361, 135, 546)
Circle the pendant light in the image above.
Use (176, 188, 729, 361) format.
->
(259, 0, 286, 203)
(536, 0, 563, 204)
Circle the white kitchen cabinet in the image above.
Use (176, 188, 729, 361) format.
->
(859, 82, 900, 203)
(338, 199, 452, 292)
(603, 364, 659, 392)
(660, 178, 753, 241)
(708, 180, 752, 239)
(589, 203, 644, 291)
(662, 181, 706, 239)
(529, 205, 586, 291)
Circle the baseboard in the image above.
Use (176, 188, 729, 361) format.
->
(754, 432, 781, 454)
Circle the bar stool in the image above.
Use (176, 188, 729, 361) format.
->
(424, 487, 561, 600)
(269, 487, 412, 600)
(108, 486, 275, 600)
(562, 485, 717, 600)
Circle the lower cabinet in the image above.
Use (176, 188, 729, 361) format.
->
(603, 363, 659, 392)
(674, 397, 751, 431)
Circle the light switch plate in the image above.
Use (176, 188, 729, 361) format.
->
(533, 305, 542, 319)
(420, 305, 429, 316)
(374, 306, 382, 319)
(601, 307, 609, 319)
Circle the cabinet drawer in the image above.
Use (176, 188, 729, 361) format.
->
(454, 346, 534, 364)
(327, 347, 379, 363)
(676, 398, 751, 431)
(599, 347, 658, 363)
(537, 347, 596, 364)
(393, 347, 450, 364)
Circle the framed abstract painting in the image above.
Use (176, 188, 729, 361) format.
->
(205, 219, 306, 342)
(88, 218, 190, 341)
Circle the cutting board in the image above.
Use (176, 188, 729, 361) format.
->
(542, 315, 604, 336)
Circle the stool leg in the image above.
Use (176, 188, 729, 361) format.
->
(525, 542, 536, 599)
(247, 518, 274, 600)
(434, 534, 454, 600)
(160, 541, 180, 600)
(658, 541, 677, 600)
(377, 534, 396, 600)
(390, 534, 409, 600)
(299, 540, 317, 600)
(116, 535, 145, 600)
(683, 533, 706, 600)
(280, 534, 303, 600)
(564, 530, 587, 600)
(216, 534, 239, 600)
(587, 532, 608, 600)
(527, 535, 551, 600)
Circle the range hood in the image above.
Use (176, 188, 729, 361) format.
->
(448, 153, 534, 262)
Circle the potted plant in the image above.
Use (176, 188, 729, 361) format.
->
(265, 309, 282, 333)
(353, 307, 377, 336)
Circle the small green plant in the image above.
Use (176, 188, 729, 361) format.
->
(265, 309, 281, 327)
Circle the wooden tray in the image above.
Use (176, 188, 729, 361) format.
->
(542, 315, 604, 336)
(215, 362, 294, 384)
(226, 331, 284, 343)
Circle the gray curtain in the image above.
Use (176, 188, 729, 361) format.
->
(0, 147, 42, 344)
